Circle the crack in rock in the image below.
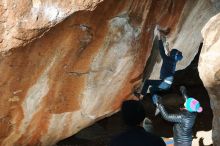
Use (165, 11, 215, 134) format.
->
(67, 68, 114, 77)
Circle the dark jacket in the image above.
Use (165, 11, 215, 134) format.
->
(158, 104, 197, 143)
(158, 40, 177, 80)
(109, 126, 166, 146)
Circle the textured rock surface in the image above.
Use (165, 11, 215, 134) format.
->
(199, 13, 220, 146)
(149, 0, 218, 79)
(0, 0, 219, 145)
(0, 0, 104, 52)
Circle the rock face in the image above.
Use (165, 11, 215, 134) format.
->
(0, 0, 104, 52)
(198, 13, 220, 146)
(0, 0, 219, 145)
(149, 0, 218, 79)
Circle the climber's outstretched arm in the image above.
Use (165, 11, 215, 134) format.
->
(158, 104, 183, 123)
(180, 86, 188, 101)
(158, 40, 167, 59)
(155, 25, 172, 58)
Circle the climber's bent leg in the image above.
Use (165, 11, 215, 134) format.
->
(141, 80, 162, 96)
(149, 77, 173, 95)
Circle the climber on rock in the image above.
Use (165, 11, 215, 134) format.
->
(152, 86, 203, 146)
(109, 100, 166, 146)
(135, 25, 183, 98)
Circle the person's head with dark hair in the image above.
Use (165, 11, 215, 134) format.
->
(121, 100, 146, 126)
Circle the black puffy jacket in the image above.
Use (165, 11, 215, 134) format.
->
(158, 104, 197, 143)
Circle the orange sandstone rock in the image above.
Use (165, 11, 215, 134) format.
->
(0, 0, 218, 145)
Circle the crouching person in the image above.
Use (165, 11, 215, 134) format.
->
(109, 100, 166, 146)
(152, 86, 203, 146)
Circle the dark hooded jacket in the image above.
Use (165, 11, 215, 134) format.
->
(158, 40, 182, 80)
(109, 126, 166, 146)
